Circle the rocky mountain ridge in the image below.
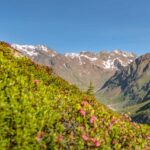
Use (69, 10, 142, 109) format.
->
(11, 44, 136, 91)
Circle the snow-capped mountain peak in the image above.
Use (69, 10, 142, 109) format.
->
(65, 52, 98, 62)
(11, 43, 136, 91)
(113, 49, 135, 58)
(11, 44, 57, 57)
(12, 44, 135, 70)
(11, 44, 38, 56)
(65, 53, 80, 58)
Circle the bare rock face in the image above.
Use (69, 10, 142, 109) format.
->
(11, 44, 136, 91)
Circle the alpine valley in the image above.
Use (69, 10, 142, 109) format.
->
(11, 43, 150, 125)
(96, 53, 150, 124)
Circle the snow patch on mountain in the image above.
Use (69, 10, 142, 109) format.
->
(65, 53, 80, 58)
(103, 59, 115, 69)
(11, 44, 38, 56)
(35, 45, 49, 52)
(12, 44, 135, 71)
(11, 44, 57, 57)
(113, 50, 135, 58)
(102, 57, 134, 69)
(80, 54, 98, 61)
(65, 53, 97, 63)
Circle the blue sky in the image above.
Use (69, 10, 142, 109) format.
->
(0, 0, 150, 54)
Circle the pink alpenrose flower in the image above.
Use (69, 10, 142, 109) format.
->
(90, 115, 97, 124)
(147, 135, 150, 140)
(33, 79, 40, 84)
(79, 109, 86, 116)
(82, 134, 89, 141)
(91, 138, 100, 147)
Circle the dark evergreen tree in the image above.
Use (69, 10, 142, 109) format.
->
(87, 81, 94, 95)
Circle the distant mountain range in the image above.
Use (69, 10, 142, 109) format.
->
(11, 44, 150, 124)
(12, 44, 136, 91)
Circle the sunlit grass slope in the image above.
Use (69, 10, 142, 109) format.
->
(0, 42, 150, 149)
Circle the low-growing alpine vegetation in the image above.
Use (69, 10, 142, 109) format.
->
(0, 42, 150, 149)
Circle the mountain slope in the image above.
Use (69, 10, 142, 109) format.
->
(133, 102, 150, 124)
(96, 53, 150, 124)
(12, 44, 136, 91)
(0, 42, 150, 149)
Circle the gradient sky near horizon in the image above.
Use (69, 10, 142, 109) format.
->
(0, 0, 150, 54)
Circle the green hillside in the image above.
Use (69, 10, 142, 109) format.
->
(0, 42, 150, 149)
